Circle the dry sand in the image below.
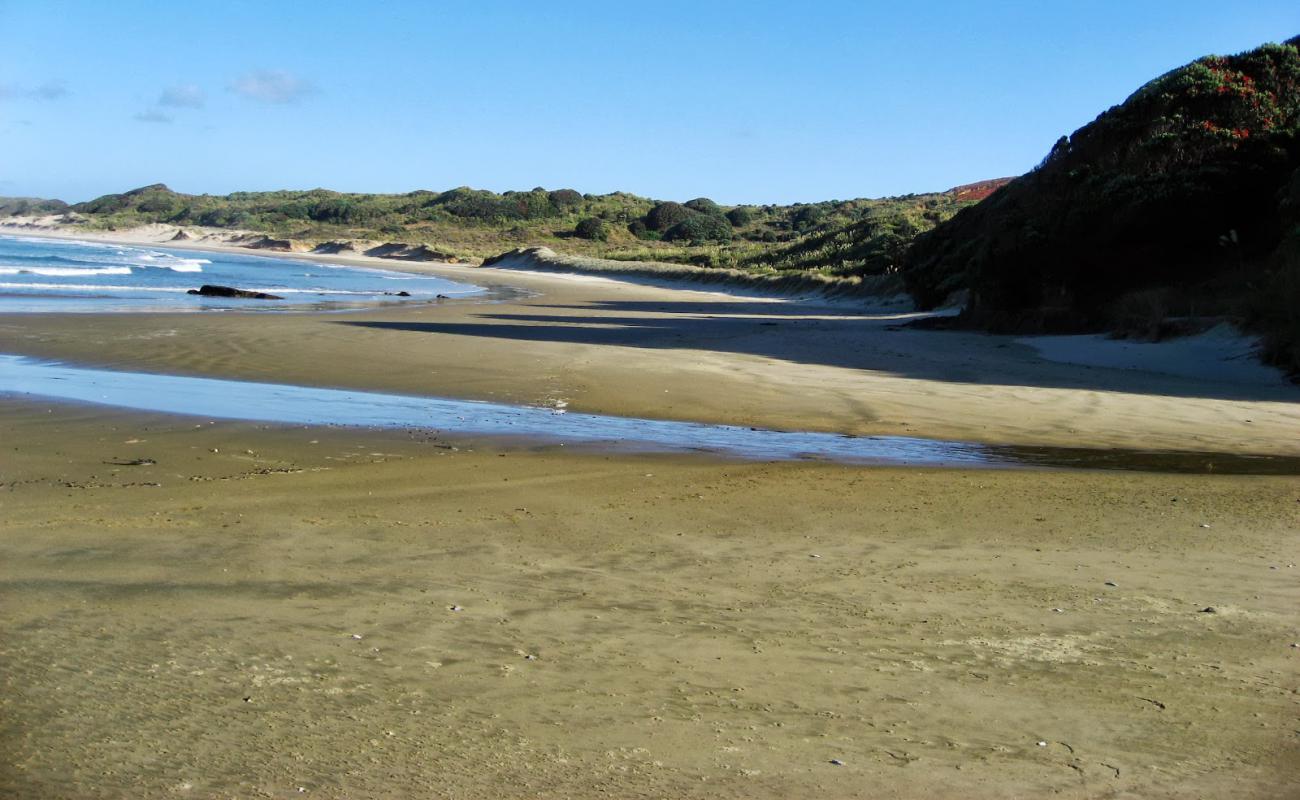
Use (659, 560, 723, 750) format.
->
(1, 226, 1298, 798)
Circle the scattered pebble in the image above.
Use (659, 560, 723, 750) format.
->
(1052, 608, 1065, 613)
(449, 605, 463, 612)
(1200, 524, 1211, 529)
(1104, 581, 1118, 587)
(809, 554, 822, 559)
(1199, 607, 1216, 614)
(350, 634, 363, 640)
(829, 759, 844, 766)
(1037, 741, 1048, 747)
(524, 654, 537, 661)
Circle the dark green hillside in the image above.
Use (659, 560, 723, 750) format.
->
(1244, 165, 1300, 373)
(901, 37, 1300, 369)
(740, 179, 1010, 277)
(0, 196, 68, 216)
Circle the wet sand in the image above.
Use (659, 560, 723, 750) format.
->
(2, 404, 1297, 799)
(1, 233, 1299, 798)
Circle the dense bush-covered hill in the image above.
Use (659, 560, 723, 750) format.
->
(901, 37, 1300, 370)
(0, 197, 68, 216)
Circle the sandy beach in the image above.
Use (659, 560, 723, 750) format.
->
(2, 228, 1298, 798)
(3, 224, 1298, 456)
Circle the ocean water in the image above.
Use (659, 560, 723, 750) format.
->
(0, 234, 483, 312)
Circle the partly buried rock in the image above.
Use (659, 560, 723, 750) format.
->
(239, 235, 304, 252)
(187, 284, 284, 300)
(312, 240, 361, 254)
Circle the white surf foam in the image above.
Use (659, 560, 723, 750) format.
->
(0, 266, 133, 277)
(0, 282, 189, 293)
(136, 252, 209, 272)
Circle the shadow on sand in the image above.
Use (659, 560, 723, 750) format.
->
(337, 299, 1298, 402)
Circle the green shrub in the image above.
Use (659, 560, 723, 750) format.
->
(684, 197, 723, 216)
(726, 207, 753, 227)
(575, 217, 609, 241)
(790, 206, 825, 231)
(506, 189, 557, 219)
(665, 214, 733, 243)
(547, 189, 583, 209)
(646, 201, 692, 231)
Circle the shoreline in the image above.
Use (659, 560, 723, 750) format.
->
(0, 222, 832, 306)
(1, 224, 1298, 457)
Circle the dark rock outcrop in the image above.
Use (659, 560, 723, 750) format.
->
(187, 285, 283, 300)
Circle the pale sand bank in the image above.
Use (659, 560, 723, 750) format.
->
(1020, 323, 1289, 386)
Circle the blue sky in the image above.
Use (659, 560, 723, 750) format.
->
(1, 1, 1296, 204)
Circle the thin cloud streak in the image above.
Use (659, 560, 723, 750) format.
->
(229, 70, 313, 104)
(159, 84, 206, 108)
(133, 110, 173, 124)
(0, 81, 70, 101)
(31, 81, 68, 100)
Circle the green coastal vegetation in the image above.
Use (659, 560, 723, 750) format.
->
(0, 180, 999, 275)
(3, 36, 1296, 374)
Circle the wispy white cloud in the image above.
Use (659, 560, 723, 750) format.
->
(159, 84, 206, 108)
(133, 110, 174, 124)
(230, 70, 313, 104)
